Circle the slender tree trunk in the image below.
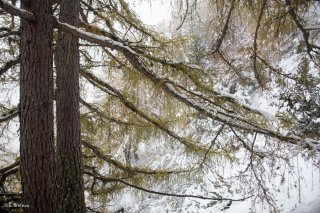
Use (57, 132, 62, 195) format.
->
(56, 0, 85, 211)
(20, 0, 56, 212)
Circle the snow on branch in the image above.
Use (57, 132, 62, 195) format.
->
(54, 18, 137, 54)
(0, 0, 34, 21)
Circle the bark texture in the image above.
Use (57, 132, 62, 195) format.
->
(20, 0, 56, 212)
(55, 0, 85, 212)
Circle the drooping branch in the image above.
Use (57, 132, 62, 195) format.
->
(117, 0, 159, 41)
(84, 169, 253, 202)
(0, 0, 34, 21)
(57, 20, 267, 121)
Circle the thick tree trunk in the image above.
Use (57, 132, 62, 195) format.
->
(20, 0, 56, 212)
(55, 0, 85, 212)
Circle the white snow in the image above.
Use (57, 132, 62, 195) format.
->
(291, 198, 320, 213)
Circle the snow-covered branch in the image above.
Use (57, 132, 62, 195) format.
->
(0, 0, 34, 21)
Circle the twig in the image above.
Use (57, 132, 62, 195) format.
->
(176, 0, 189, 30)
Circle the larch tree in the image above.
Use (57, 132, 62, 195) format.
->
(55, 0, 86, 211)
(19, 0, 56, 212)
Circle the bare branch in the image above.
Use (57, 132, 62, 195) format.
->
(285, 0, 320, 56)
(0, 56, 20, 76)
(0, 109, 18, 123)
(212, 0, 235, 53)
(199, 124, 225, 167)
(217, 51, 242, 78)
(253, 0, 267, 86)
(0, 30, 19, 39)
(0, 161, 19, 187)
(176, 0, 189, 30)
(230, 126, 266, 158)
(0, 161, 19, 174)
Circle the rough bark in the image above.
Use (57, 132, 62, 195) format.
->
(20, 0, 56, 212)
(55, 0, 85, 211)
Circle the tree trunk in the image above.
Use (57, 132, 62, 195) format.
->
(20, 0, 56, 212)
(55, 0, 85, 211)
